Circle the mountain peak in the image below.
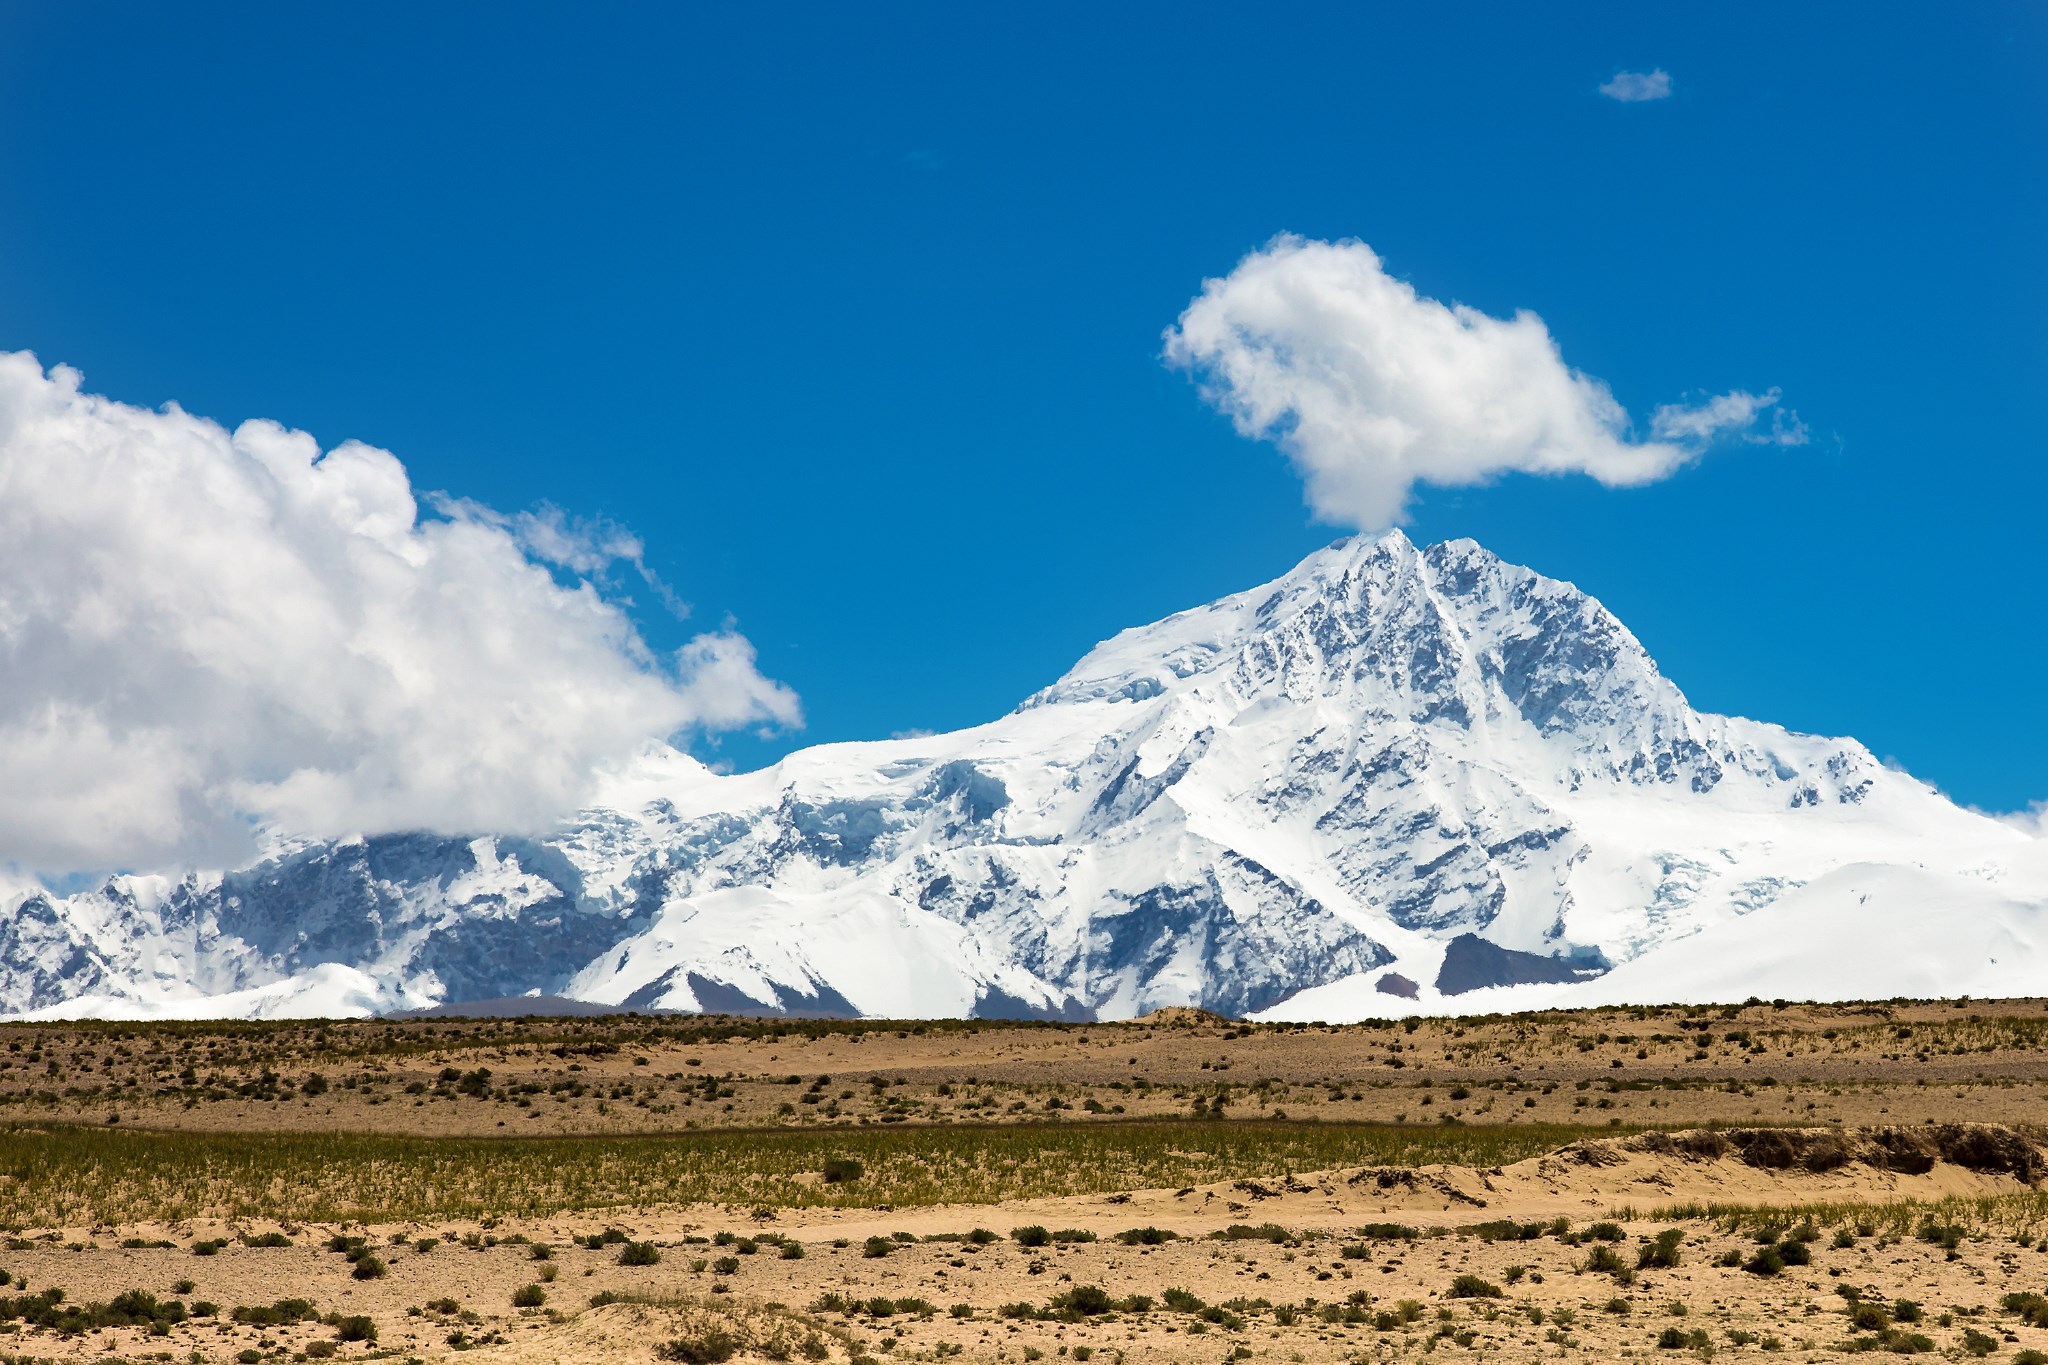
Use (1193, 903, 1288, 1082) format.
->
(1, 531, 2028, 1024)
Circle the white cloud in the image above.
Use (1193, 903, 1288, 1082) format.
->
(1600, 69, 1673, 102)
(1994, 802, 2048, 840)
(1163, 235, 1794, 528)
(0, 353, 800, 877)
(1651, 389, 1809, 447)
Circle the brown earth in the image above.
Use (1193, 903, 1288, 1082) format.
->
(7, 1002, 2048, 1361)
(5, 996, 2048, 1136)
(6, 1125, 2048, 1363)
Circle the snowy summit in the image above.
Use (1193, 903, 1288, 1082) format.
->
(4, 531, 2039, 1022)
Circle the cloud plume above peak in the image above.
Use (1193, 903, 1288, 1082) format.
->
(1164, 236, 1798, 529)
(0, 353, 799, 877)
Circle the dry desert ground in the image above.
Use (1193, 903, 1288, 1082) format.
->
(3, 1002, 2048, 1362)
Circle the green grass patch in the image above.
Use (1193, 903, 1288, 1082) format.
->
(0, 1119, 1624, 1226)
(1612, 1189, 2048, 1238)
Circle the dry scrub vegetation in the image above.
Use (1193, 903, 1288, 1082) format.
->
(0, 1000, 2045, 1362)
(5, 996, 2048, 1138)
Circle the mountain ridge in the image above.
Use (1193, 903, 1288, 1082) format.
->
(3, 530, 2035, 1021)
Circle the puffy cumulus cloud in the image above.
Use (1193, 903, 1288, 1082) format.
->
(0, 353, 800, 877)
(1600, 69, 1673, 102)
(1163, 236, 1796, 528)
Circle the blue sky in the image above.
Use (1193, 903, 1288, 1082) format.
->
(2, 2, 2042, 820)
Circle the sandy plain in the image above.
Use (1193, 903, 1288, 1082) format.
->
(2, 1003, 2047, 1363)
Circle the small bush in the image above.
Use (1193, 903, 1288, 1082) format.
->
(1743, 1246, 1785, 1277)
(1356, 1222, 1419, 1241)
(619, 1241, 662, 1267)
(1212, 1222, 1291, 1243)
(1115, 1227, 1177, 1245)
(350, 1253, 387, 1281)
(658, 1329, 740, 1364)
(335, 1315, 377, 1343)
(1447, 1274, 1503, 1299)
(1011, 1225, 1051, 1247)
(1638, 1229, 1683, 1269)
(1051, 1285, 1115, 1317)
(512, 1283, 547, 1308)
(821, 1158, 865, 1184)
(862, 1236, 894, 1258)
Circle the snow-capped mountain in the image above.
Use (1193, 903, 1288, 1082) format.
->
(4, 530, 2037, 1021)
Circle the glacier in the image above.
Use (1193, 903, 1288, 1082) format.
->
(3, 529, 2038, 1021)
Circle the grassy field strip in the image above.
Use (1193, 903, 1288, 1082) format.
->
(0, 1120, 1627, 1227)
(1611, 1189, 2048, 1236)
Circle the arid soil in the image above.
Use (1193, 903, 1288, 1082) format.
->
(5, 1004, 2048, 1362)
(5, 1125, 2048, 1362)
(5, 998, 2048, 1136)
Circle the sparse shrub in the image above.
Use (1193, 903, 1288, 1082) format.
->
(1357, 1222, 1419, 1241)
(1447, 1274, 1503, 1299)
(1743, 1245, 1785, 1276)
(1116, 1227, 1177, 1245)
(619, 1241, 662, 1266)
(658, 1328, 740, 1363)
(1638, 1229, 1683, 1269)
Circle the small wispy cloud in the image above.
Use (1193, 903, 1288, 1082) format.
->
(1600, 69, 1673, 103)
(1992, 801, 2048, 840)
(1651, 389, 1809, 447)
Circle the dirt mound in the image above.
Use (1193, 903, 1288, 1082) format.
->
(1346, 1166, 1490, 1206)
(1623, 1124, 2044, 1181)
